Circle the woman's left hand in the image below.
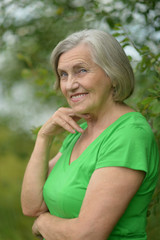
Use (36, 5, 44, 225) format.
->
(32, 218, 43, 239)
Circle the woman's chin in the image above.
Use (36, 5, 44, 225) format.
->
(72, 109, 93, 120)
(71, 107, 87, 116)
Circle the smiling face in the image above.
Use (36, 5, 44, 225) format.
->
(58, 43, 114, 117)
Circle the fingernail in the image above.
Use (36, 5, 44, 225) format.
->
(79, 128, 84, 133)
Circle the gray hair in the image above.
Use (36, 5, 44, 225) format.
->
(50, 29, 134, 102)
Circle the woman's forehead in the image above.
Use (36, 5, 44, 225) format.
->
(58, 44, 93, 70)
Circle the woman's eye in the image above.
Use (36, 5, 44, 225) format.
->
(80, 68, 87, 73)
(60, 72, 68, 78)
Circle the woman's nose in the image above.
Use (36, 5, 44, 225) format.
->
(66, 76, 79, 91)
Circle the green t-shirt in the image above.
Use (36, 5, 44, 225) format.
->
(43, 112, 159, 240)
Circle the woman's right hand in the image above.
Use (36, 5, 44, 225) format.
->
(38, 107, 84, 139)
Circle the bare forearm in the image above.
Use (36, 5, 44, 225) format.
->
(34, 213, 106, 240)
(21, 108, 84, 217)
(35, 213, 79, 240)
(21, 135, 52, 216)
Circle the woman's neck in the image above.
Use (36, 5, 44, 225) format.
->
(84, 102, 134, 136)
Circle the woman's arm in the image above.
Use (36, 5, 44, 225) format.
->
(21, 107, 84, 217)
(33, 167, 145, 240)
(21, 136, 61, 217)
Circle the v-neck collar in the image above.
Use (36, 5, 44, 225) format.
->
(67, 112, 142, 166)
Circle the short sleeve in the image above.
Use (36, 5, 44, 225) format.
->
(95, 125, 152, 173)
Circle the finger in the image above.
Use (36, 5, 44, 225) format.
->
(58, 115, 84, 133)
(56, 118, 76, 133)
(73, 113, 91, 120)
(66, 108, 91, 121)
(54, 117, 80, 134)
(59, 108, 83, 120)
(58, 108, 88, 122)
(68, 114, 81, 122)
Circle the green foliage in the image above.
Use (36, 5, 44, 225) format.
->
(0, 0, 160, 239)
(0, 122, 35, 239)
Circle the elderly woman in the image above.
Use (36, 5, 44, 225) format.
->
(21, 29, 159, 240)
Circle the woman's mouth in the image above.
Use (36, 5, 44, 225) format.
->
(70, 93, 88, 102)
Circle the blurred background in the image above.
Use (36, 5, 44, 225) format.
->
(0, 0, 160, 239)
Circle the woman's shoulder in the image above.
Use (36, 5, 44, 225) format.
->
(101, 112, 156, 148)
(111, 112, 153, 136)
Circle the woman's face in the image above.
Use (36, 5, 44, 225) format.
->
(58, 43, 113, 117)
